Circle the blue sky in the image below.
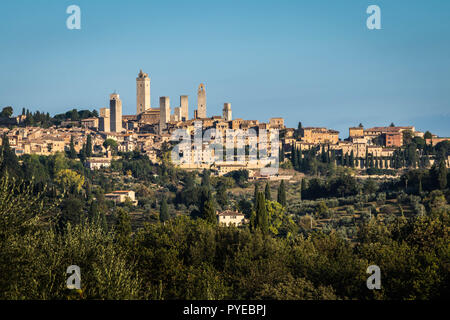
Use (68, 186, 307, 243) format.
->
(0, 0, 449, 137)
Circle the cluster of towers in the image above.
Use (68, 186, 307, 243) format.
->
(98, 70, 233, 133)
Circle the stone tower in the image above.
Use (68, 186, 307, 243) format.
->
(223, 103, 232, 121)
(136, 69, 150, 115)
(180, 95, 188, 121)
(99, 107, 110, 132)
(196, 83, 206, 119)
(159, 96, 170, 133)
(110, 93, 122, 132)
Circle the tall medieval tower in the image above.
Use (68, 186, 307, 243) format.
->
(180, 95, 189, 121)
(110, 93, 122, 132)
(159, 96, 171, 133)
(196, 83, 206, 119)
(223, 103, 232, 121)
(136, 69, 150, 115)
(99, 107, 110, 132)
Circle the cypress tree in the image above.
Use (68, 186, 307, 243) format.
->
(249, 210, 257, 231)
(69, 135, 77, 159)
(0, 133, 20, 177)
(201, 169, 211, 187)
(321, 146, 327, 163)
(160, 196, 170, 222)
(301, 179, 307, 200)
(291, 145, 297, 170)
(264, 182, 272, 201)
(216, 184, 228, 209)
(203, 199, 217, 224)
(86, 134, 93, 157)
(277, 180, 287, 207)
(256, 192, 268, 234)
(350, 150, 355, 167)
(79, 144, 87, 163)
(364, 150, 369, 168)
(115, 208, 131, 247)
(438, 160, 447, 189)
(253, 183, 259, 207)
(418, 176, 423, 194)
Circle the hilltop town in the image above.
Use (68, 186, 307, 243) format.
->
(1, 70, 449, 178)
(1, 71, 449, 301)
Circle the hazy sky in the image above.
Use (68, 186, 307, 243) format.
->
(1, 0, 449, 137)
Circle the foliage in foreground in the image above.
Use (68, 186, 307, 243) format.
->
(0, 170, 448, 300)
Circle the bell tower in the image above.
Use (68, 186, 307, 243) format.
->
(136, 69, 151, 115)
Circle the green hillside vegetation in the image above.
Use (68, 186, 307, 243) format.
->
(0, 141, 449, 300)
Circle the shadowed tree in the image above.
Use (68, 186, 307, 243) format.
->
(253, 183, 259, 207)
(277, 180, 287, 207)
(0, 133, 20, 178)
(160, 196, 169, 223)
(255, 192, 268, 234)
(0, 106, 13, 118)
(115, 208, 131, 247)
(68, 135, 77, 159)
(264, 182, 272, 201)
(202, 199, 216, 224)
(216, 184, 228, 209)
(437, 160, 447, 189)
(86, 134, 93, 157)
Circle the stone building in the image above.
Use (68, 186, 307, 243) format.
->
(172, 107, 182, 122)
(426, 137, 450, 146)
(269, 117, 284, 129)
(217, 210, 245, 227)
(300, 127, 339, 144)
(139, 109, 160, 125)
(349, 126, 364, 138)
(81, 117, 99, 129)
(105, 190, 137, 205)
(355, 126, 415, 147)
(99, 107, 110, 132)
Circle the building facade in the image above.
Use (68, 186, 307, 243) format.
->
(301, 127, 339, 144)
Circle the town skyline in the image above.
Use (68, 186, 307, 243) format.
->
(2, 67, 449, 140)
